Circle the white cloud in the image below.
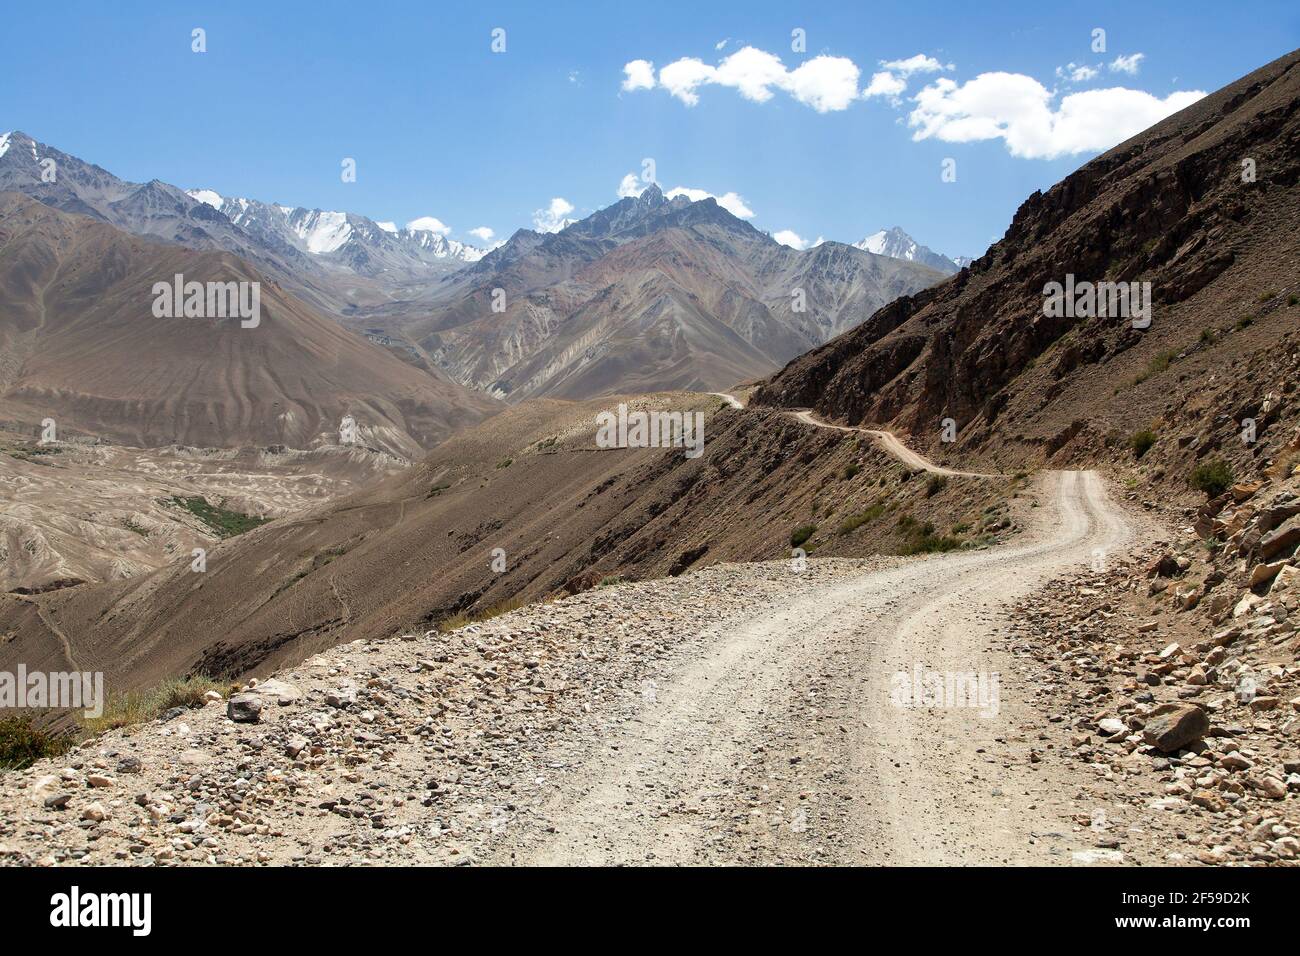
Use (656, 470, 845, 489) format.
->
(617, 173, 649, 198)
(665, 186, 754, 219)
(1109, 53, 1145, 75)
(406, 216, 451, 235)
(376, 221, 398, 234)
(1056, 62, 1100, 83)
(622, 59, 656, 92)
(715, 38, 730, 51)
(631, 46, 861, 113)
(862, 52, 952, 102)
(862, 70, 907, 100)
(773, 230, 823, 250)
(880, 54, 951, 76)
(468, 226, 495, 242)
(533, 197, 576, 233)
(908, 71, 1204, 159)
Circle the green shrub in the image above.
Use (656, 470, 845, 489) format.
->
(837, 504, 885, 535)
(0, 716, 73, 772)
(1189, 459, 1234, 498)
(790, 524, 817, 547)
(167, 496, 269, 538)
(842, 463, 861, 480)
(925, 474, 948, 497)
(1129, 429, 1157, 458)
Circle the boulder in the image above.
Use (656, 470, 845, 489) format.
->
(1141, 703, 1210, 753)
(1259, 514, 1300, 561)
(226, 693, 263, 723)
(1147, 553, 1180, 578)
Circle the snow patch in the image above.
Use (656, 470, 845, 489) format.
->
(188, 189, 224, 209)
(0, 132, 11, 160)
(293, 210, 353, 254)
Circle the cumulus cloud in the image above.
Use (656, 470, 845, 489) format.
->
(664, 186, 754, 219)
(533, 197, 576, 233)
(1109, 53, 1145, 75)
(1056, 62, 1100, 83)
(406, 216, 451, 235)
(617, 173, 649, 198)
(772, 230, 823, 250)
(622, 59, 656, 92)
(908, 71, 1204, 159)
(625, 46, 861, 113)
(468, 226, 495, 242)
(862, 52, 952, 102)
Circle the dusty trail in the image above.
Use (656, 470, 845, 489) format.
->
(500, 470, 1132, 865)
(710, 392, 992, 477)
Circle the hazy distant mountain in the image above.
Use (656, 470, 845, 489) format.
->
(0, 131, 484, 315)
(853, 226, 966, 275)
(396, 185, 947, 401)
(186, 191, 487, 278)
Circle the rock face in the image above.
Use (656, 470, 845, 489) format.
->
(752, 50, 1300, 483)
(1141, 703, 1210, 753)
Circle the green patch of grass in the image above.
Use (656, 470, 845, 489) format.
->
(842, 463, 861, 480)
(1189, 459, 1234, 498)
(1199, 327, 1216, 344)
(167, 496, 269, 538)
(790, 524, 817, 548)
(1257, 290, 1277, 303)
(596, 575, 624, 588)
(495, 458, 513, 469)
(1129, 429, 1157, 459)
(0, 716, 74, 772)
(837, 503, 886, 535)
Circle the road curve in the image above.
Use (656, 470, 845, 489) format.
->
(500, 469, 1133, 865)
(709, 391, 994, 478)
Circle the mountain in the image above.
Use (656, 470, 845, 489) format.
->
(385, 185, 946, 401)
(186, 191, 486, 277)
(0, 132, 483, 315)
(0, 193, 500, 456)
(757, 49, 1300, 484)
(853, 226, 965, 275)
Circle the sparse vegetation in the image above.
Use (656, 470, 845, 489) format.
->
(1199, 327, 1215, 344)
(596, 575, 625, 588)
(1129, 429, 1157, 458)
(790, 524, 817, 547)
(896, 515, 962, 555)
(837, 503, 886, 535)
(495, 458, 513, 469)
(1289, 294, 1298, 307)
(1235, 316, 1254, 330)
(924, 474, 948, 497)
(842, 463, 861, 480)
(1257, 290, 1277, 303)
(1189, 459, 1234, 498)
(437, 595, 532, 633)
(84, 675, 231, 736)
(0, 715, 74, 772)
(167, 495, 269, 538)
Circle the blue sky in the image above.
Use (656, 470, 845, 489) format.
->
(3, 1, 1296, 258)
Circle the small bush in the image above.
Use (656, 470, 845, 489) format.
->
(495, 458, 513, 469)
(0, 716, 73, 772)
(85, 675, 230, 735)
(1235, 316, 1253, 331)
(924, 474, 948, 497)
(1129, 429, 1157, 458)
(790, 524, 817, 547)
(1288, 294, 1298, 307)
(842, 463, 860, 480)
(1189, 459, 1234, 498)
(1199, 327, 1215, 344)
(1257, 290, 1277, 303)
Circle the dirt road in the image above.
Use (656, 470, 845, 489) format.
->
(502, 469, 1132, 865)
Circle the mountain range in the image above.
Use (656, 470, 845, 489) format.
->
(853, 226, 970, 274)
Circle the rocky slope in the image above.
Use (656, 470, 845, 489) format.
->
(755, 49, 1300, 501)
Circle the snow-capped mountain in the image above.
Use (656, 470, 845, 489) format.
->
(187, 191, 487, 274)
(853, 226, 966, 275)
